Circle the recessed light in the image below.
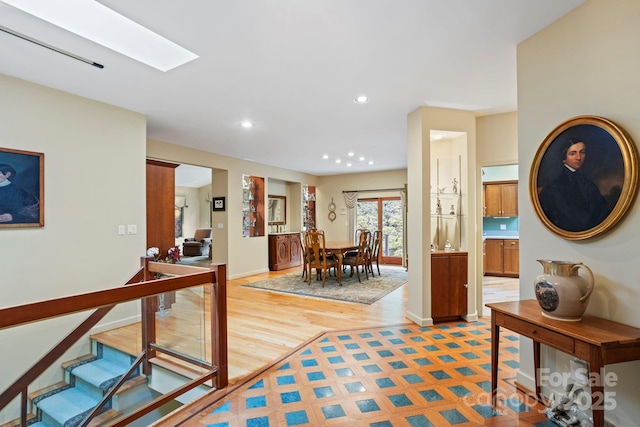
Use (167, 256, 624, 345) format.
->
(322, 154, 329, 160)
(359, 156, 365, 161)
(368, 160, 374, 165)
(347, 151, 354, 157)
(346, 163, 352, 167)
(3, 0, 198, 71)
(239, 121, 255, 128)
(353, 95, 370, 104)
(335, 159, 342, 164)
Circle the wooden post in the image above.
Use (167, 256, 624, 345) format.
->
(210, 263, 228, 388)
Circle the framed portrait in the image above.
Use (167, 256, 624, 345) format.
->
(212, 196, 225, 212)
(529, 116, 638, 240)
(0, 147, 44, 228)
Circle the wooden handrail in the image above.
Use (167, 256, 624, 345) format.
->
(0, 258, 228, 426)
(0, 267, 145, 412)
(0, 269, 214, 330)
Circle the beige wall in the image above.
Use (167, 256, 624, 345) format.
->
(406, 107, 479, 326)
(147, 139, 318, 279)
(0, 74, 147, 421)
(476, 112, 518, 166)
(316, 169, 407, 240)
(518, 0, 640, 424)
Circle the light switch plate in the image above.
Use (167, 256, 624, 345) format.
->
(500, 224, 507, 230)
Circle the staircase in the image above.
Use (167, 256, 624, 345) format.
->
(5, 344, 149, 427)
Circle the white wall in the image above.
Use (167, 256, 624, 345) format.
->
(481, 165, 518, 182)
(0, 74, 146, 421)
(518, 0, 640, 424)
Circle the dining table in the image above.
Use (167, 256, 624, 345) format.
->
(324, 240, 359, 283)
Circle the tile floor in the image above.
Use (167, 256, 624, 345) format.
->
(178, 320, 555, 427)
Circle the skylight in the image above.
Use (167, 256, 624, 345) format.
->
(2, 0, 198, 71)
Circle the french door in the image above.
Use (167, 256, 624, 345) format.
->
(356, 197, 403, 265)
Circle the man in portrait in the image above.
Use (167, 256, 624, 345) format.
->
(0, 163, 40, 224)
(538, 139, 610, 232)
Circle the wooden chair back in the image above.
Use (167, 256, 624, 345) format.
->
(368, 230, 382, 276)
(304, 230, 335, 286)
(305, 230, 327, 269)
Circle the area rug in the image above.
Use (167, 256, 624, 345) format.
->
(241, 266, 407, 305)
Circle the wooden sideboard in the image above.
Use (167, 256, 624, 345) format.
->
(268, 233, 302, 271)
(488, 300, 640, 427)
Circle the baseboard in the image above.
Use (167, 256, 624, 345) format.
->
(91, 314, 141, 334)
(463, 311, 478, 322)
(516, 370, 536, 396)
(229, 268, 270, 280)
(405, 311, 433, 327)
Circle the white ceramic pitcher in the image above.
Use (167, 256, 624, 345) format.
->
(534, 259, 595, 321)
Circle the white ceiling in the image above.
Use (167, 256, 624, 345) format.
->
(0, 0, 585, 176)
(175, 163, 211, 188)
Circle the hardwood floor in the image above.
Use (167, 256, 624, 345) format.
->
(92, 267, 519, 386)
(481, 275, 520, 317)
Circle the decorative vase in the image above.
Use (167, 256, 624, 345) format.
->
(534, 259, 595, 321)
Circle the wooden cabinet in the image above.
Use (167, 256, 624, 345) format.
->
(502, 239, 519, 276)
(269, 233, 302, 271)
(431, 251, 468, 322)
(483, 238, 519, 277)
(483, 181, 518, 217)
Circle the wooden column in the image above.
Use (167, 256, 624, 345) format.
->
(146, 159, 179, 256)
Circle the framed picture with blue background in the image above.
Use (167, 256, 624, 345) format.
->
(0, 147, 44, 228)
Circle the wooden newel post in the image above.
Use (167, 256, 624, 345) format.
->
(210, 263, 228, 388)
(141, 255, 157, 374)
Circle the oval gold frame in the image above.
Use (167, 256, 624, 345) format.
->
(529, 116, 638, 240)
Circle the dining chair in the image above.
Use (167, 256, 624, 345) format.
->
(305, 230, 338, 287)
(343, 228, 369, 271)
(367, 230, 381, 276)
(342, 230, 371, 283)
(300, 231, 309, 280)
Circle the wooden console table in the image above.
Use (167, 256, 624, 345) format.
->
(488, 300, 640, 427)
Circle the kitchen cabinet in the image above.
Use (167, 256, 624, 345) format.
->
(483, 239, 519, 277)
(431, 251, 468, 322)
(483, 181, 518, 217)
(502, 239, 519, 276)
(269, 233, 302, 271)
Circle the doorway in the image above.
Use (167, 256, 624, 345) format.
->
(356, 197, 403, 265)
(480, 164, 520, 316)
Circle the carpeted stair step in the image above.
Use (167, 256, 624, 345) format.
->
(36, 387, 100, 427)
(70, 358, 131, 394)
(31, 345, 138, 427)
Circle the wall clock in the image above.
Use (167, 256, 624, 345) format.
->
(328, 197, 336, 222)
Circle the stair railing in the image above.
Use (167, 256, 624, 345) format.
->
(0, 257, 227, 427)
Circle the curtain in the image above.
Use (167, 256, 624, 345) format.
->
(343, 191, 358, 241)
(400, 185, 407, 268)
